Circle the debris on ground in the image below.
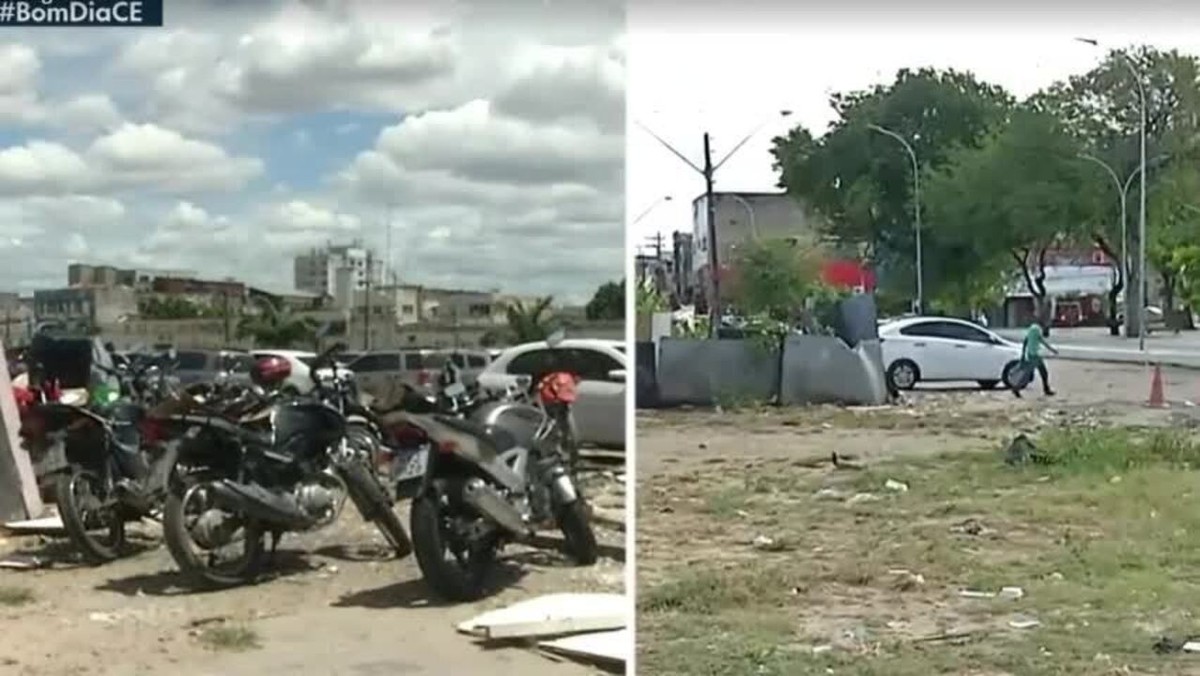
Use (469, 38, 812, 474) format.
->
(1008, 616, 1040, 630)
(751, 535, 791, 552)
(847, 492, 879, 505)
(888, 569, 925, 591)
(958, 586, 1023, 600)
(1003, 434, 1050, 466)
(814, 487, 849, 501)
(884, 479, 909, 493)
(949, 518, 994, 537)
(0, 554, 47, 570)
(458, 593, 628, 670)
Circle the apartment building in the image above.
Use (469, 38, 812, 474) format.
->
(293, 241, 386, 305)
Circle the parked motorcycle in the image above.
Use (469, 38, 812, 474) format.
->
(160, 341, 411, 588)
(23, 346, 181, 564)
(398, 342, 599, 601)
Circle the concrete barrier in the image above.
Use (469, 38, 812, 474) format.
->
(0, 339, 42, 521)
(656, 338, 780, 406)
(779, 336, 888, 405)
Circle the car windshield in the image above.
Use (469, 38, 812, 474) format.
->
(407, 353, 448, 370)
(174, 351, 209, 370)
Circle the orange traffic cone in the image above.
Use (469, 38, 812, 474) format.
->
(1148, 364, 1166, 408)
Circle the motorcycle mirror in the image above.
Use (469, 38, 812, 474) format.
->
(546, 329, 566, 348)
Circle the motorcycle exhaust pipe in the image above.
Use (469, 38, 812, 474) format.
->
(207, 479, 317, 530)
(461, 478, 532, 538)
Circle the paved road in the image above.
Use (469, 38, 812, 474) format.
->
(995, 326, 1200, 368)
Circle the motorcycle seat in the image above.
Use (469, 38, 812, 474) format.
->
(433, 415, 518, 453)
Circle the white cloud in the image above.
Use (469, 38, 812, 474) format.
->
(0, 124, 263, 196)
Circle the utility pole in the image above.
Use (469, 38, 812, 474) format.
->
(703, 133, 719, 336)
(222, 290, 231, 344)
(363, 250, 372, 351)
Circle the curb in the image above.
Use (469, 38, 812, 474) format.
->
(1052, 352, 1200, 371)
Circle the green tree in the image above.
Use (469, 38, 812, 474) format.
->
(505, 296, 555, 343)
(924, 107, 1093, 324)
(1147, 161, 1200, 313)
(1032, 47, 1200, 332)
(728, 238, 824, 322)
(584, 280, 625, 320)
(770, 68, 1012, 303)
(236, 295, 319, 348)
(635, 277, 668, 314)
(139, 296, 205, 319)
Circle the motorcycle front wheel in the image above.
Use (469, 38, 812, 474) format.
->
(339, 459, 412, 559)
(410, 492, 499, 602)
(55, 468, 127, 565)
(162, 480, 266, 589)
(555, 498, 599, 565)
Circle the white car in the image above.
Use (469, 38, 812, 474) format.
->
(878, 317, 1023, 391)
(477, 338, 626, 448)
(250, 349, 353, 394)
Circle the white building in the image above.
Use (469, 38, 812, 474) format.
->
(293, 241, 386, 306)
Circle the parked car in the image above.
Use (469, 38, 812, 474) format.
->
(346, 349, 450, 406)
(440, 349, 492, 387)
(477, 338, 626, 448)
(879, 317, 1023, 391)
(172, 349, 255, 386)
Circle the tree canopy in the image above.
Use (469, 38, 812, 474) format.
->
(769, 48, 1200, 328)
(585, 280, 625, 320)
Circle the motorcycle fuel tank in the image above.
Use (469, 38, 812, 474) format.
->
(472, 400, 546, 450)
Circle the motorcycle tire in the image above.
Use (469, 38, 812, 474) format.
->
(554, 498, 599, 565)
(55, 468, 127, 565)
(340, 460, 412, 559)
(162, 482, 267, 589)
(410, 493, 496, 602)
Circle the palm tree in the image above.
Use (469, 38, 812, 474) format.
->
(505, 296, 554, 343)
(236, 295, 319, 348)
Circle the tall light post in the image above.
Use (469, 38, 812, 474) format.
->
(868, 123, 923, 314)
(729, 193, 758, 240)
(1077, 37, 1148, 350)
(638, 109, 793, 336)
(633, 195, 673, 226)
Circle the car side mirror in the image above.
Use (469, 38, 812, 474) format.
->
(607, 369, 626, 382)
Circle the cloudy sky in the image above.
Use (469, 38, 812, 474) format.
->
(629, 6, 1200, 248)
(0, 0, 624, 304)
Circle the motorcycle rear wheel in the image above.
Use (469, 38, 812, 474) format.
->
(55, 468, 127, 565)
(162, 481, 267, 589)
(411, 493, 498, 602)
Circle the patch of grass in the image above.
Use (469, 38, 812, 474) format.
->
(639, 427, 1200, 675)
(0, 586, 34, 607)
(197, 624, 261, 652)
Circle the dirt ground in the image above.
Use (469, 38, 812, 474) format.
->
(636, 359, 1200, 675)
(0, 468, 626, 676)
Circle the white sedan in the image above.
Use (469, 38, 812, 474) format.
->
(476, 338, 626, 448)
(879, 317, 1024, 391)
(250, 349, 354, 394)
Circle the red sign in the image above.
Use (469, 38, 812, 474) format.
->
(821, 259, 875, 291)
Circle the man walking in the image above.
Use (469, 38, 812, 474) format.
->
(1013, 320, 1058, 398)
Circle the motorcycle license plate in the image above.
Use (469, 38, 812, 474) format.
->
(393, 446, 429, 482)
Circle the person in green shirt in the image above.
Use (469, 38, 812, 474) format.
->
(1013, 321, 1058, 397)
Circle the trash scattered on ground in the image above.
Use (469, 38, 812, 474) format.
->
(458, 593, 627, 669)
(0, 554, 46, 570)
(1003, 434, 1049, 466)
(2, 516, 65, 535)
(884, 479, 909, 492)
(958, 586, 1023, 600)
(751, 535, 791, 552)
(847, 492, 879, 505)
(1008, 616, 1040, 630)
(889, 569, 925, 591)
(538, 628, 627, 668)
(456, 592, 626, 640)
(811, 644, 834, 655)
(949, 518, 993, 536)
(814, 487, 848, 501)
(831, 452, 864, 470)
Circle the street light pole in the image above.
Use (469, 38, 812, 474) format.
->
(637, 110, 792, 337)
(1077, 37, 1148, 350)
(868, 124, 923, 314)
(730, 193, 758, 240)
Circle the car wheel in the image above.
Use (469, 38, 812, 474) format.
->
(886, 360, 920, 391)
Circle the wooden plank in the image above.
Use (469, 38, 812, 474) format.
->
(539, 628, 628, 666)
(0, 339, 42, 521)
(456, 593, 626, 640)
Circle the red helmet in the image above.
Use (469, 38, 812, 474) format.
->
(537, 371, 579, 405)
(251, 355, 292, 387)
